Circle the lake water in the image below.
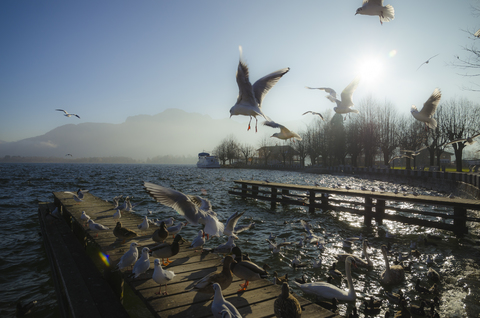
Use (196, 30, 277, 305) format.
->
(1, 163, 479, 317)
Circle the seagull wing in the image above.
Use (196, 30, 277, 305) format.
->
(340, 76, 361, 107)
(419, 88, 441, 117)
(73, 114, 81, 119)
(252, 67, 290, 106)
(236, 47, 256, 106)
(365, 0, 384, 6)
(144, 182, 200, 224)
(263, 120, 282, 129)
(306, 87, 338, 100)
(55, 109, 67, 114)
(300, 220, 314, 235)
(225, 211, 245, 234)
(187, 195, 213, 212)
(302, 111, 324, 120)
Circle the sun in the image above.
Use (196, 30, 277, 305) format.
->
(356, 57, 384, 83)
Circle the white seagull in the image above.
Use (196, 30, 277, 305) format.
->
(155, 217, 175, 227)
(302, 111, 324, 121)
(152, 258, 175, 295)
(355, 0, 395, 25)
(307, 77, 361, 116)
(229, 46, 290, 132)
(116, 242, 139, 270)
(131, 247, 150, 278)
(189, 230, 206, 251)
(417, 54, 439, 71)
(144, 182, 224, 238)
(113, 209, 121, 222)
(211, 283, 242, 318)
(55, 109, 80, 118)
(263, 120, 302, 141)
(87, 219, 109, 237)
(80, 211, 90, 226)
(137, 216, 149, 231)
(410, 88, 442, 129)
(444, 133, 480, 147)
(223, 211, 245, 239)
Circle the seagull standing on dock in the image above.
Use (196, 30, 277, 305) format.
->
(87, 219, 109, 238)
(152, 259, 175, 295)
(131, 247, 151, 278)
(80, 211, 90, 226)
(229, 46, 290, 132)
(137, 216, 149, 231)
(113, 209, 121, 222)
(116, 242, 139, 271)
(211, 283, 242, 318)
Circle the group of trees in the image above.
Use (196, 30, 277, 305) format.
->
(213, 96, 480, 172)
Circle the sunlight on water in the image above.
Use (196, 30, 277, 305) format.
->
(1, 163, 479, 317)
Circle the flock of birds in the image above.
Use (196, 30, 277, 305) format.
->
(63, 178, 448, 318)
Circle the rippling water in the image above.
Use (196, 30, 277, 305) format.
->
(1, 163, 479, 317)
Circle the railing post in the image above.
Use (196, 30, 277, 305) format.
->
(281, 189, 289, 206)
(364, 196, 372, 226)
(241, 184, 247, 198)
(252, 185, 258, 197)
(271, 187, 277, 210)
(321, 193, 329, 210)
(376, 199, 385, 225)
(453, 207, 468, 237)
(309, 191, 316, 213)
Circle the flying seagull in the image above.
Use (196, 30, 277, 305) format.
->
(474, 29, 480, 37)
(410, 88, 442, 130)
(307, 77, 361, 117)
(263, 120, 302, 142)
(355, 0, 395, 25)
(302, 111, 324, 121)
(417, 54, 439, 71)
(56, 109, 80, 119)
(444, 133, 480, 147)
(229, 46, 289, 132)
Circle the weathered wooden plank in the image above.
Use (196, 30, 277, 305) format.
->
(38, 202, 129, 318)
(50, 190, 339, 318)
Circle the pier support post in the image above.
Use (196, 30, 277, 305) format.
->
(453, 207, 468, 237)
(364, 197, 372, 226)
(270, 187, 277, 210)
(281, 189, 289, 206)
(308, 191, 316, 213)
(241, 184, 247, 197)
(252, 185, 258, 198)
(375, 199, 385, 225)
(320, 193, 328, 210)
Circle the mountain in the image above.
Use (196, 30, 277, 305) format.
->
(0, 109, 304, 160)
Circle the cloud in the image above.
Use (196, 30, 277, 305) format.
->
(35, 140, 58, 149)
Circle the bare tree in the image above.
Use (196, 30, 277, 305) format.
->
(377, 100, 400, 165)
(257, 136, 274, 165)
(439, 97, 480, 171)
(358, 96, 379, 167)
(452, 2, 480, 91)
(238, 143, 255, 165)
(397, 116, 425, 170)
(293, 133, 308, 167)
(345, 116, 363, 167)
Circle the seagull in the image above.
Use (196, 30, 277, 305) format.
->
(73, 194, 83, 204)
(266, 239, 292, 254)
(411, 88, 442, 130)
(55, 109, 80, 118)
(475, 29, 480, 37)
(223, 211, 245, 239)
(87, 219, 109, 238)
(137, 216, 149, 231)
(212, 236, 236, 254)
(155, 217, 175, 227)
(229, 46, 290, 132)
(152, 258, 175, 295)
(307, 77, 361, 117)
(211, 283, 242, 318)
(113, 209, 121, 222)
(233, 221, 255, 234)
(116, 242, 139, 271)
(166, 222, 186, 238)
(355, 0, 395, 25)
(130, 247, 151, 279)
(302, 111, 324, 121)
(65, 154, 73, 157)
(144, 182, 224, 238)
(444, 133, 480, 147)
(263, 120, 302, 141)
(189, 230, 206, 251)
(80, 211, 90, 226)
(417, 54, 439, 71)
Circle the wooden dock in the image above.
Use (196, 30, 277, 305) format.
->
(39, 190, 340, 318)
(228, 180, 480, 236)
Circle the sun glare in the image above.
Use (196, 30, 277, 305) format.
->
(356, 57, 384, 83)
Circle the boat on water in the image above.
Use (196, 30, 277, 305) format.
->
(196, 152, 220, 168)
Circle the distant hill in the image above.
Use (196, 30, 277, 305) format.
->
(0, 109, 303, 160)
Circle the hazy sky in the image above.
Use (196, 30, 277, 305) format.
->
(1, 0, 479, 143)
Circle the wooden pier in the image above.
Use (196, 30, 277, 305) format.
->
(39, 190, 340, 318)
(228, 180, 480, 237)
